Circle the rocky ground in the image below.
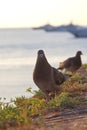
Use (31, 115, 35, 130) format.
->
(42, 104, 87, 130)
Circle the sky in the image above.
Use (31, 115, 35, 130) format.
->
(0, 0, 87, 28)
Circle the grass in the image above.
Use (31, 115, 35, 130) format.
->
(0, 65, 87, 129)
(61, 73, 87, 94)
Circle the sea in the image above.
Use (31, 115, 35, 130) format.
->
(0, 28, 87, 102)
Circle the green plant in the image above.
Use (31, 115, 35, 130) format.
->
(48, 92, 80, 109)
(33, 89, 45, 99)
(60, 73, 87, 94)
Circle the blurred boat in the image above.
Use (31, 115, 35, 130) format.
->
(32, 24, 54, 30)
(32, 23, 81, 33)
(44, 23, 78, 32)
(69, 27, 87, 37)
(32, 23, 87, 38)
